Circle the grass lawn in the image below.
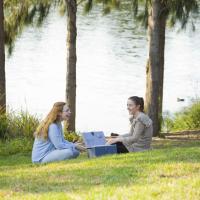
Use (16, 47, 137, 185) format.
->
(0, 138, 200, 200)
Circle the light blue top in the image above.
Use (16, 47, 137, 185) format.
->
(32, 122, 77, 163)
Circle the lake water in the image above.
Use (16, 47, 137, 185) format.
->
(6, 3, 200, 135)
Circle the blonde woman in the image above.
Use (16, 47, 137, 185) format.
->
(32, 102, 83, 163)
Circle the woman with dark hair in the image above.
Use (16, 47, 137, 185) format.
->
(107, 96, 153, 153)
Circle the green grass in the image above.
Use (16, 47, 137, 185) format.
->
(0, 139, 200, 200)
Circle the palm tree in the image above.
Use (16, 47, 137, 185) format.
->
(62, 0, 119, 132)
(132, 0, 199, 136)
(0, 0, 5, 113)
(65, 0, 77, 131)
(0, 0, 51, 112)
(83, 0, 199, 136)
(1, 0, 78, 131)
(64, 0, 119, 131)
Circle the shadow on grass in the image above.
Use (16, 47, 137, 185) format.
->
(0, 140, 200, 194)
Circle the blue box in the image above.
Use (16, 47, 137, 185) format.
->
(82, 131, 117, 158)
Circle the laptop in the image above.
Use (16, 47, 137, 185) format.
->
(82, 131, 117, 157)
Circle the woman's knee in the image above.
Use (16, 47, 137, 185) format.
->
(62, 149, 75, 159)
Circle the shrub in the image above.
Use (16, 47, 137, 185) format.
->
(0, 110, 40, 140)
(162, 100, 200, 132)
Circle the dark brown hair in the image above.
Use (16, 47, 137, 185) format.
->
(128, 96, 144, 112)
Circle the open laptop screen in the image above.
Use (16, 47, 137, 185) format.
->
(82, 131, 106, 148)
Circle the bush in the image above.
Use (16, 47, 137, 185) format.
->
(162, 100, 200, 132)
(172, 100, 200, 131)
(0, 113, 9, 139)
(0, 137, 33, 156)
(0, 110, 40, 140)
(63, 130, 81, 142)
(0, 109, 81, 155)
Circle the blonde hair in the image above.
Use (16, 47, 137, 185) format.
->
(34, 102, 67, 139)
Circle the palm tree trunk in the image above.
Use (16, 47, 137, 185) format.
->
(65, 0, 77, 132)
(0, 0, 5, 113)
(145, 0, 167, 136)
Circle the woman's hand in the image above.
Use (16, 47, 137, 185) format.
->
(110, 133, 119, 137)
(75, 144, 87, 152)
(106, 137, 122, 145)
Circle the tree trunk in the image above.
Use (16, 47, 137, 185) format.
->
(65, 0, 77, 132)
(145, 0, 167, 136)
(0, 0, 5, 113)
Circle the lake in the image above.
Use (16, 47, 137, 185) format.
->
(6, 3, 200, 135)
